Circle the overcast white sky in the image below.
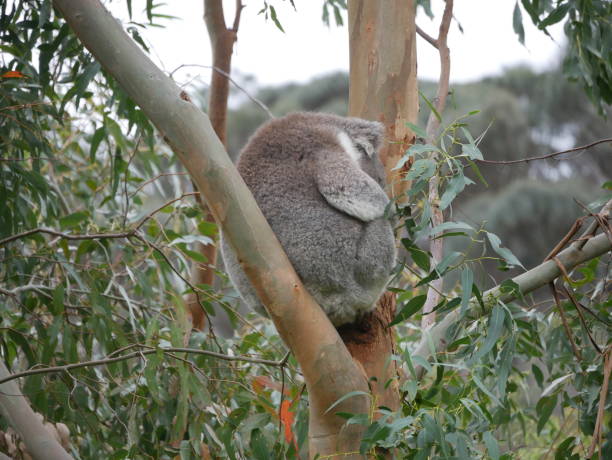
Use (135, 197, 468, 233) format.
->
(109, 0, 565, 88)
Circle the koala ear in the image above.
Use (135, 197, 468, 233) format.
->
(313, 148, 390, 222)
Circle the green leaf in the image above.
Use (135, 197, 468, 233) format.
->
(425, 221, 474, 238)
(269, 6, 285, 32)
(536, 394, 557, 434)
(532, 364, 544, 388)
(402, 380, 418, 401)
(61, 61, 101, 109)
(52, 284, 65, 315)
(325, 390, 370, 414)
(420, 90, 441, 122)
(460, 267, 473, 314)
(472, 374, 503, 407)
(483, 431, 500, 460)
(250, 429, 269, 460)
(467, 159, 489, 187)
(409, 246, 430, 272)
(539, 3, 570, 28)
(486, 231, 524, 268)
(405, 158, 437, 181)
(470, 304, 505, 363)
(90, 126, 106, 162)
(461, 142, 483, 161)
(59, 211, 89, 229)
(555, 437, 576, 460)
(394, 146, 438, 171)
(513, 1, 525, 45)
(390, 294, 427, 326)
(440, 173, 469, 210)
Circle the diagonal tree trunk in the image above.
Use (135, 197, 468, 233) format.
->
(344, 0, 418, 414)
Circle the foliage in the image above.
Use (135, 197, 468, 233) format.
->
(512, 0, 612, 115)
(342, 112, 612, 459)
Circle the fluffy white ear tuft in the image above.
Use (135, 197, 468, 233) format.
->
(336, 130, 361, 162)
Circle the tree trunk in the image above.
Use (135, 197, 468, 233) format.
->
(187, 0, 242, 330)
(345, 0, 418, 413)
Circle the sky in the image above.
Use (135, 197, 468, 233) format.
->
(109, 0, 566, 88)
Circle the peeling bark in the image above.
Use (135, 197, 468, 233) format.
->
(346, 0, 418, 416)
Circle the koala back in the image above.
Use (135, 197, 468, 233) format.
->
(221, 112, 396, 326)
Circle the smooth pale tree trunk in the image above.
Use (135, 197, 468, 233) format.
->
(344, 0, 418, 414)
(51, 1, 368, 457)
(0, 362, 73, 460)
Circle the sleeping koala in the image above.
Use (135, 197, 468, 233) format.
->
(220, 112, 396, 327)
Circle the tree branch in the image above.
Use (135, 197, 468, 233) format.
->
(0, 193, 198, 247)
(422, 0, 454, 329)
(475, 138, 612, 165)
(416, 24, 438, 48)
(170, 64, 274, 119)
(0, 346, 286, 386)
(413, 231, 612, 379)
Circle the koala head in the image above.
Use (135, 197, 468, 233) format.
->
(331, 117, 387, 187)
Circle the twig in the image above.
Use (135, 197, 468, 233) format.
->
(560, 285, 602, 354)
(0, 192, 198, 247)
(549, 283, 582, 361)
(169, 63, 274, 119)
(475, 138, 612, 165)
(416, 24, 438, 48)
(587, 347, 611, 458)
(129, 171, 189, 197)
(0, 346, 289, 385)
(232, 0, 244, 32)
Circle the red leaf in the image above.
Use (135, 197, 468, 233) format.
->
(280, 399, 298, 452)
(1, 70, 27, 78)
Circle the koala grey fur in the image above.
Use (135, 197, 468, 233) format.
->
(220, 112, 397, 327)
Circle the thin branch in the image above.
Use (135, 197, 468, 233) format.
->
(232, 0, 244, 32)
(587, 347, 611, 458)
(560, 285, 602, 354)
(416, 24, 438, 48)
(169, 63, 275, 119)
(475, 138, 612, 165)
(421, 0, 454, 329)
(549, 282, 582, 361)
(0, 346, 288, 386)
(0, 192, 197, 247)
(129, 171, 189, 197)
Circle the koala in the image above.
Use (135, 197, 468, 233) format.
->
(220, 112, 396, 327)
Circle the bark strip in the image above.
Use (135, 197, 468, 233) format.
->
(346, 0, 418, 417)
